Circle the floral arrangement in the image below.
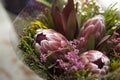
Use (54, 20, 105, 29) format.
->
(18, 0, 120, 80)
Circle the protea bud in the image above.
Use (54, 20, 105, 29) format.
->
(34, 29, 68, 60)
(79, 50, 110, 76)
(79, 15, 105, 44)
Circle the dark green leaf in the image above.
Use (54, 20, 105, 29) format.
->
(66, 11, 77, 40)
(96, 35, 111, 49)
(54, 12, 66, 34)
(36, 0, 52, 7)
(48, 63, 57, 69)
(87, 35, 95, 50)
(39, 10, 55, 29)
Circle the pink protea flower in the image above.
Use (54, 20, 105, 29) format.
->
(34, 29, 68, 60)
(79, 15, 105, 44)
(79, 50, 110, 76)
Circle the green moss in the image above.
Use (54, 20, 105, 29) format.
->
(110, 58, 120, 71)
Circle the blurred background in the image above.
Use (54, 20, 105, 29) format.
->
(3, 0, 30, 14)
(0, 0, 44, 80)
(0, 0, 119, 80)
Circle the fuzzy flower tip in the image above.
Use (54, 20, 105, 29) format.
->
(34, 29, 68, 53)
(79, 50, 110, 76)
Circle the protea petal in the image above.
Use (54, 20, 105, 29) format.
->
(41, 40, 53, 51)
(48, 41, 61, 50)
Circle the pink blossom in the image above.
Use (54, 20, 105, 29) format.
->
(57, 49, 84, 71)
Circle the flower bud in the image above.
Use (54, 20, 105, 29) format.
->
(79, 15, 105, 43)
(79, 50, 110, 76)
(34, 29, 68, 59)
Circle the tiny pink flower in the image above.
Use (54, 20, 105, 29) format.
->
(57, 49, 84, 71)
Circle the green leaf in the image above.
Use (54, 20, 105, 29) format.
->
(96, 35, 111, 49)
(48, 63, 57, 69)
(39, 11, 55, 29)
(87, 35, 95, 50)
(36, 0, 52, 7)
(103, 3, 120, 35)
(79, 0, 100, 29)
(110, 58, 120, 71)
(76, 13, 81, 31)
(66, 11, 77, 40)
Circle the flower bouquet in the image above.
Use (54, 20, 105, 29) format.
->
(14, 0, 120, 79)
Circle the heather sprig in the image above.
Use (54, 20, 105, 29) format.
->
(57, 49, 84, 71)
(106, 31, 120, 57)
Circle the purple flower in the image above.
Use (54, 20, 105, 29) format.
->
(34, 29, 68, 60)
(79, 50, 110, 76)
(40, 54, 46, 62)
(57, 49, 84, 71)
(79, 15, 105, 44)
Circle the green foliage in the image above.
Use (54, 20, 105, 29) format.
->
(19, 20, 53, 79)
(70, 69, 92, 79)
(103, 3, 120, 35)
(96, 35, 111, 50)
(87, 35, 95, 50)
(110, 58, 120, 71)
(79, 0, 101, 28)
(104, 68, 120, 80)
(19, 36, 34, 54)
(66, 11, 77, 40)
(36, 0, 52, 7)
(38, 11, 55, 29)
